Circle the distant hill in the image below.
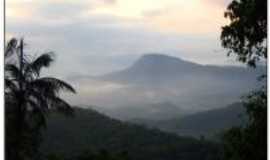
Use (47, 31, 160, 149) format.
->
(71, 53, 265, 120)
(130, 103, 247, 138)
(99, 54, 264, 85)
(41, 107, 220, 160)
(98, 54, 203, 83)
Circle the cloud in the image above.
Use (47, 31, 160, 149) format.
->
(203, 0, 232, 8)
(6, 0, 117, 24)
(6, 0, 235, 79)
(142, 8, 169, 17)
(6, 11, 230, 78)
(6, 0, 229, 34)
(102, 0, 117, 5)
(36, 2, 88, 19)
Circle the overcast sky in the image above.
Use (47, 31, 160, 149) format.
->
(6, 0, 239, 78)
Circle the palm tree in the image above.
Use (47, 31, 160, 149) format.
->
(5, 38, 76, 160)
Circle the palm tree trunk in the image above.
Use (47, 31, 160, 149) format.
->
(14, 39, 24, 160)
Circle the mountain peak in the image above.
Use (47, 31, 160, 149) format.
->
(138, 53, 185, 63)
(130, 53, 200, 72)
(98, 53, 202, 83)
(141, 53, 182, 59)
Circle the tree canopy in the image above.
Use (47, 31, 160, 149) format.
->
(220, 0, 267, 160)
(222, 88, 267, 160)
(221, 0, 267, 67)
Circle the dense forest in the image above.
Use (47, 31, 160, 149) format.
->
(41, 107, 221, 160)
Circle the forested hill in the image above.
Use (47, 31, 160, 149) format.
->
(130, 103, 247, 138)
(41, 107, 221, 160)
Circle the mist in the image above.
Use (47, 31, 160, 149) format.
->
(62, 54, 265, 121)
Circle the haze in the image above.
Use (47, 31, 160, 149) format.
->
(6, 0, 237, 77)
(6, 0, 258, 116)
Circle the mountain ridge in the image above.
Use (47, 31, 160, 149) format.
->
(41, 107, 220, 160)
(68, 53, 265, 83)
(97, 53, 264, 83)
(130, 103, 247, 138)
(67, 53, 265, 117)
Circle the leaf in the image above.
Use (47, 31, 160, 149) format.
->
(26, 53, 54, 76)
(32, 77, 76, 94)
(5, 38, 18, 58)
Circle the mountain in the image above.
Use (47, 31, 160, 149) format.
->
(41, 107, 220, 160)
(98, 54, 202, 83)
(69, 53, 265, 120)
(130, 103, 247, 138)
(99, 54, 264, 85)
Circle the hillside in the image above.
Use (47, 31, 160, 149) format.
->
(131, 103, 247, 138)
(99, 54, 264, 84)
(70, 54, 265, 119)
(41, 107, 221, 160)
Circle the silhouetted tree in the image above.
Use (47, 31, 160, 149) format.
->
(220, 0, 267, 160)
(221, 0, 267, 67)
(222, 88, 266, 160)
(5, 38, 76, 160)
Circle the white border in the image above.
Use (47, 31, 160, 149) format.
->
(0, 1, 269, 160)
(0, 0, 4, 159)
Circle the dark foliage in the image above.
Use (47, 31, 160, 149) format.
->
(41, 107, 221, 160)
(133, 103, 247, 138)
(221, 0, 267, 67)
(46, 149, 130, 160)
(220, 0, 267, 159)
(5, 38, 76, 160)
(221, 87, 267, 160)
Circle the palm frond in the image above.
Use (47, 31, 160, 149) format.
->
(49, 96, 74, 116)
(5, 78, 18, 91)
(27, 87, 74, 116)
(5, 92, 18, 111)
(5, 38, 18, 58)
(25, 99, 47, 127)
(31, 77, 76, 94)
(26, 53, 54, 76)
(26, 98, 48, 114)
(5, 64, 22, 80)
(26, 89, 49, 111)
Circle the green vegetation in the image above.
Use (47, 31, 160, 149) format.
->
(41, 107, 221, 160)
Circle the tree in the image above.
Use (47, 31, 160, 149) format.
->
(221, 0, 267, 67)
(220, 0, 267, 160)
(222, 88, 266, 160)
(5, 38, 76, 160)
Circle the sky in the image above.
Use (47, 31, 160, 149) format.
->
(6, 0, 236, 79)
